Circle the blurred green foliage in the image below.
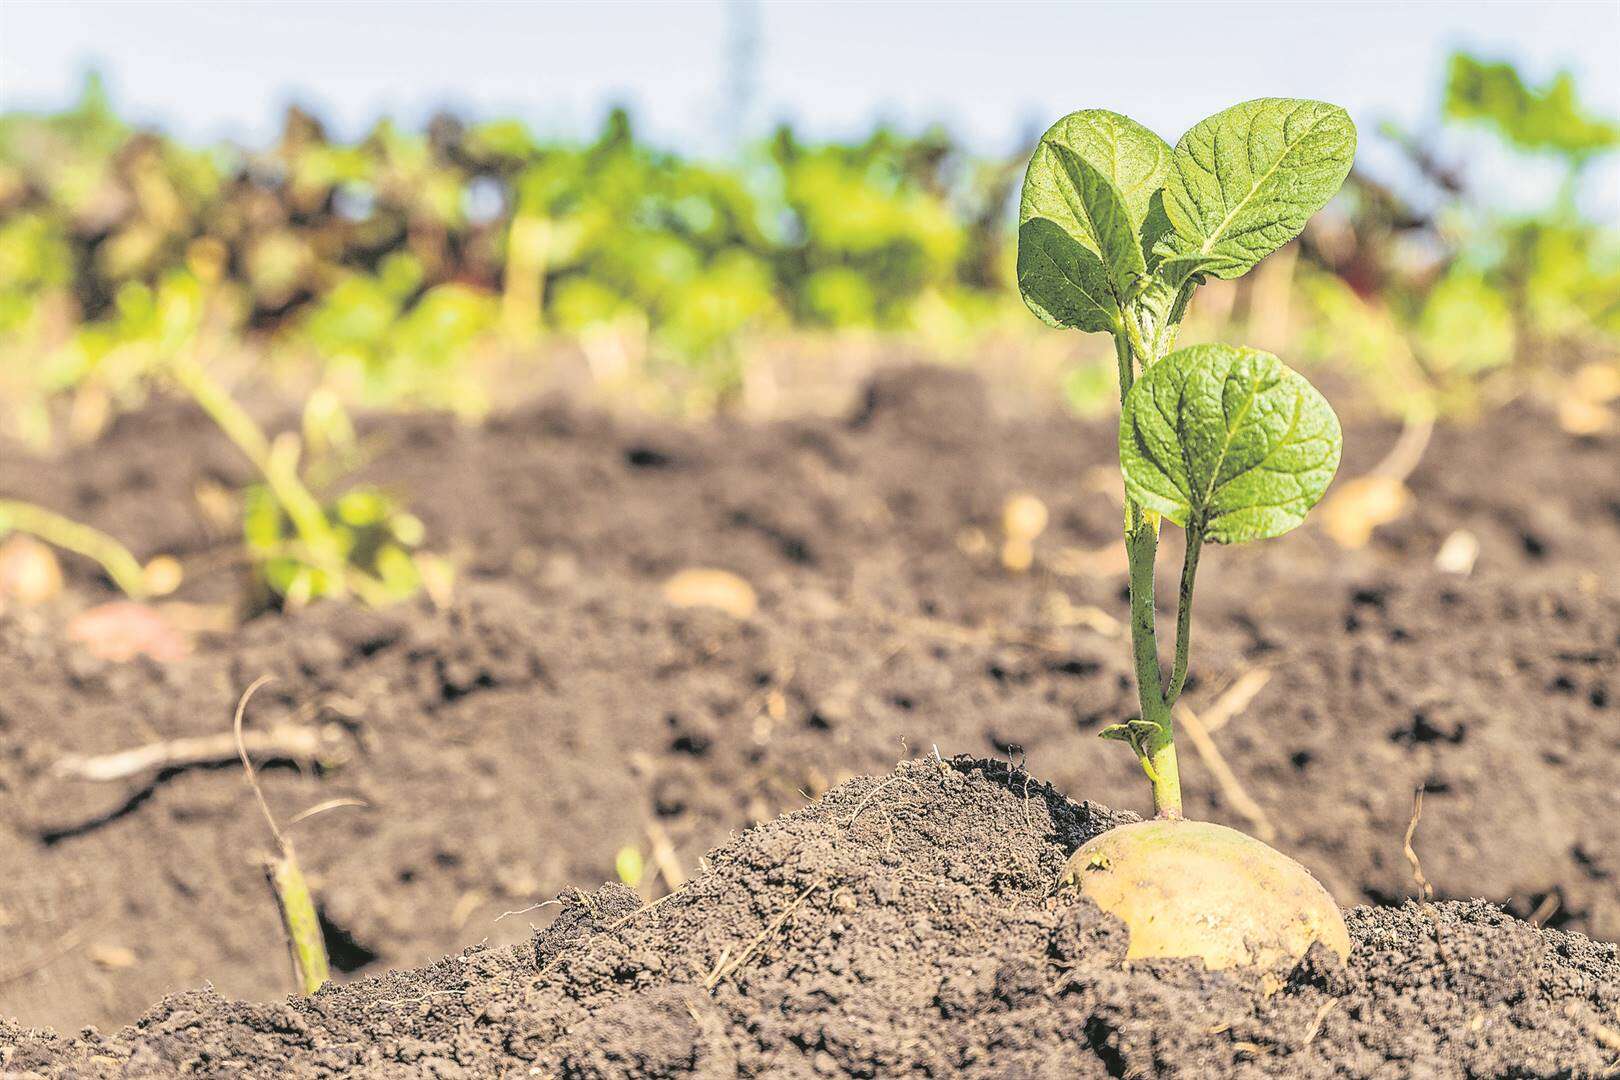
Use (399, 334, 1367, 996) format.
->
(1444, 53, 1619, 165)
(0, 54, 1614, 440)
(0, 78, 1015, 426)
(1296, 52, 1619, 419)
(175, 358, 443, 611)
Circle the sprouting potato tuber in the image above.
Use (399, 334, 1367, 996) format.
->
(1062, 819, 1350, 970)
(1019, 101, 1356, 963)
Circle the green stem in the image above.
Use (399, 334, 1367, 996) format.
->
(1113, 322, 1136, 395)
(167, 358, 366, 600)
(1123, 311, 1153, 372)
(1112, 317, 1186, 819)
(0, 499, 149, 599)
(1125, 514, 1183, 817)
(168, 358, 336, 554)
(1164, 527, 1203, 708)
(1160, 281, 1197, 355)
(266, 842, 331, 995)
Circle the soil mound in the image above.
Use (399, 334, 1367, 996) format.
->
(6, 759, 1616, 1078)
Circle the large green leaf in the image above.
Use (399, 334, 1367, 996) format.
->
(1158, 99, 1356, 280)
(1022, 109, 1173, 235)
(1018, 110, 1171, 328)
(1017, 218, 1117, 332)
(1120, 344, 1342, 543)
(1045, 142, 1144, 297)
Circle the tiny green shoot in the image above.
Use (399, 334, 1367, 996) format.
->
(1018, 99, 1354, 818)
(233, 675, 330, 996)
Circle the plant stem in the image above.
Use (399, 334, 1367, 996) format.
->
(1164, 528, 1203, 707)
(234, 676, 330, 995)
(1161, 281, 1197, 354)
(0, 499, 149, 599)
(1114, 322, 1184, 819)
(1113, 322, 1136, 394)
(168, 359, 334, 554)
(1123, 311, 1153, 374)
(1125, 513, 1183, 817)
(266, 843, 330, 995)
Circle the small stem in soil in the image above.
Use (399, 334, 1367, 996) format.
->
(266, 842, 330, 995)
(0, 499, 150, 599)
(233, 676, 332, 995)
(169, 359, 346, 580)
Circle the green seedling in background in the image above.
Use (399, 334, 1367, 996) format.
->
(4, 60, 1611, 441)
(169, 358, 440, 610)
(1302, 52, 1620, 426)
(233, 676, 330, 996)
(1019, 99, 1354, 971)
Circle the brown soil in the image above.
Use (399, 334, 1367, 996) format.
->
(6, 759, 1617, 1078)
(2, 366, 1618, 1058)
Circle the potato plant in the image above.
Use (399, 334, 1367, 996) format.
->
(1020, 97, 1354, 816)
(1019, 99, 1356, 966)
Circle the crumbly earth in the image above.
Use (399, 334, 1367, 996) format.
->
(1, 366, 1617, 1035)
(4, 759, 1616, 1078)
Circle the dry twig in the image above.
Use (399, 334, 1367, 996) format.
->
(1176, 702, 1276, 842)
(1528, 892, 1561, 927)
(288, 797, 369, 827)
(1403, 786, 1434, 902)
(494, 899, 561, 924)
(1200, 668, 1273, 734)
(0, 926, 87, 986)
(646, 818, 687, 889)
(841, 775, 921, 829)
(704, 880, 822, 989)
(1302, 1000, 1338, 1047)
(54, 724, 337, 782)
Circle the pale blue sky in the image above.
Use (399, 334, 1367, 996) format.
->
(3, 1, 1617, 208)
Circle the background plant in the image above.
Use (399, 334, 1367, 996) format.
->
(1295, 51, 1620, 421)
(0, 55, 1612, 444)
(168, 358, 439, 610)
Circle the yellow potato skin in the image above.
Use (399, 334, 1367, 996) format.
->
(1062, 819, 1350, 970)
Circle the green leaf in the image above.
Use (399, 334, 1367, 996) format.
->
(1100, 719, 1162, 746)
(1022, 109, 1173, 235)
(1046, 143, 1145, 297)
(1119, 344, 1342, 544)
(1139, 190, 1197, 279)
(1154, 252, 1222, 290)
(1019, 110, 1172, 329)
(1158, 99, 1356, 280)
(1017, 218, 1117, 333)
